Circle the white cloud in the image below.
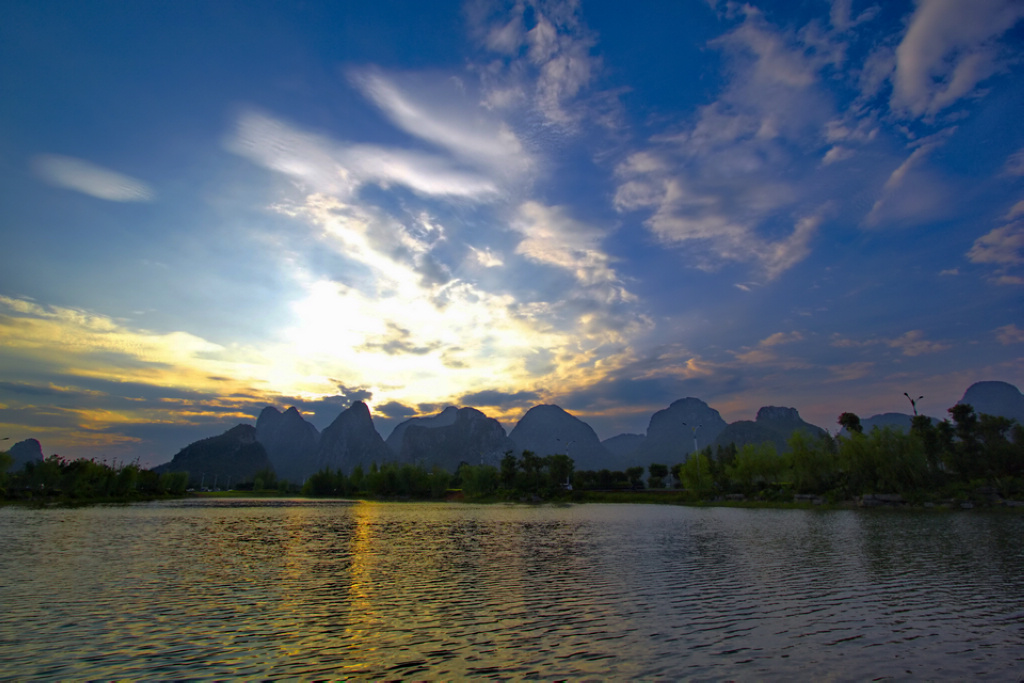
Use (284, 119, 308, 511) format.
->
(864, 133, 951, 227)
(831, 330, 949, 356)
(822, 145, 854, 165)
(1005, 200, 1024, 221)
(348, 68, 534, 179)
(886, 330, 950, 357)
(713, 9, 818, 89)
(615, 153, 826, 279)
(967, 221, 1024, 265)
(730, 329, 812, 368)
(228, 110, 499, 200)
(612, 9, 841, 279)
(1005, 149, 1024, 176)
(995, 324, 1024, 345)
(761, 331, 804, 346)
(471, 0, 602, 128)
(891, 0, 1024, 118)
(829, 0, 879, 32)
(31, 154, 153, 202)
(511, 201, 617, 286)
(468, 245, 504, 268)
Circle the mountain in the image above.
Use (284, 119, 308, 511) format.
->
(399, 407, 514, 472)
(255, 406, 320, 483)
(315, 400, 392, 475)
(508, 404, 615, 471)
(8, 438, 44, 468)
(860, 412, 915, 433)
(602, 433, 646, 460)
(713, 406, 825, 454)
(959, 381, 1024, 423)
(154, 424, 272, 488)
(385, 406, 459, 454)
(846, 412, 937, 435)
(631, 398, 728, 467)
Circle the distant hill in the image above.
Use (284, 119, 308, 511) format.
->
(128, 379, 1024, 484)
(602, 433, 645, 461)
(713, 406, 825, 454)
(842, 412, 936, 435)
(154, 424, 272, 488)
(959, 381, 1024, 423)
(398, 407, 514, 471)
(386, 406, 459, 454)
(860, 412, 915, 433)
(255, 406, 319, 483)
(8, 438, 44, 468)
(631, 398, 728, 467)
(509, 404, 615, 471)
(316, 401, 392, 475)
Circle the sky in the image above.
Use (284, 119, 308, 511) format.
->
(1, 0, 1023, 467)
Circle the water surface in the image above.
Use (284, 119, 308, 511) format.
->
(1, 500, 1022, 679)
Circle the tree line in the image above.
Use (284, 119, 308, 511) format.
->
(5, 402, 1020, 505)
(662, 403, 1023, 503)
(0, 453, 189, 503)
(301, 451, 575, 500)
(303, 403, 1023, 504)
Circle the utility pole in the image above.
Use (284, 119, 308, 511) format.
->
(682, 422, 702, 489)
(557, 439, 575, 490)
(904, 393, 923, 416)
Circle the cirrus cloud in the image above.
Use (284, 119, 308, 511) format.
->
(32, 154, 154, 202)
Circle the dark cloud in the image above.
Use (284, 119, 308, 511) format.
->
(330, 382, 374, 404)
(0, 381, 98, 399)
(358, 323, 440, 356)
(458, 389, 540, 408)
(375, 400, 417, 419)
(414, 252, 454, 288)
(265, 383, 375, 430)
(365, 339, 439, 355)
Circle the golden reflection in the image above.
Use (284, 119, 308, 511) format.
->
(273, 504, 323, 661)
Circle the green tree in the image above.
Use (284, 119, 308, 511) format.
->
(159, 471, 189, 495)
(572, 469, 599, 490)
(429, 465, 450, 497)
(788, 431, 839, 493)
(0, 450, 12, 496)
(625, 466, 645, 490)
(251, 467, 277, 491)
(500, 450, 518, 489)
(910, 415, 947, 484)
(460, 464, 499, 498)
(648, 463, 668, 489)
(678, 452, 712, 494)
(838, 412, 863, 434)
(727, 442, 784, 494)
(545, 453, 574, 491)
(349, 464, 365, 493)
(837, 427, 928, 494)
(516, 450, 545, 493)
(947, 404, 981, 480)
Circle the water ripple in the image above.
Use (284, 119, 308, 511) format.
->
(1, 501, 1023, 680)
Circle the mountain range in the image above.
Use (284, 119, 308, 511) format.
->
(6, 381, 1023, 486)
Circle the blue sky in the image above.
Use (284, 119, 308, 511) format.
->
(1, 0, 1022, 466)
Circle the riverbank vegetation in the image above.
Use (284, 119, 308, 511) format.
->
(4, 404, 1021, 508)
(300, 403, 1023, 508)
(0, 454, 188, 505)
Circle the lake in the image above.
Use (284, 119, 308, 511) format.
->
(1, 499, 1022, 680)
